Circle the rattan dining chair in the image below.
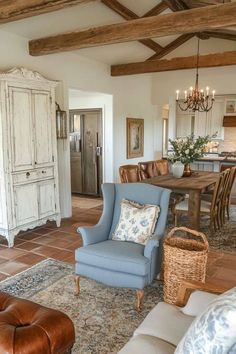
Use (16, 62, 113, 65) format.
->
(174, 171, 227, 232)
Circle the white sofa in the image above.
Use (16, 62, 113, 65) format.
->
(119, 283, 222, 354)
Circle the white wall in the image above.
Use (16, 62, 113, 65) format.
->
(0, 28, 156, 215)
(112, 75, 157, 181)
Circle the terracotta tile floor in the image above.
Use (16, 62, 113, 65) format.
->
(0, 201, 235, 290)
(0, 204, 101, 280)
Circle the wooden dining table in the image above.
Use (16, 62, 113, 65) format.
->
(142, 171, 220, 230)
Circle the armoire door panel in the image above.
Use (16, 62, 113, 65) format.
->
(38, 180, 56, 219)
(33, 90, 53, 166)
(9, 87, 34, 171)
(14, 183, 38, 226)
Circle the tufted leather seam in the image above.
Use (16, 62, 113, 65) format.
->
(30, 323, 51, 352)
(32, 323, 73, 354)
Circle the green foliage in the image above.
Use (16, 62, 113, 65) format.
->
(168, 132, 217, 164)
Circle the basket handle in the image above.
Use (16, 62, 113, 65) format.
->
(166, 226, 209, 248)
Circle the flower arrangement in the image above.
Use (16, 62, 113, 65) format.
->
(168, 133, 217, 165)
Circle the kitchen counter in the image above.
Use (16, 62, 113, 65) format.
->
(192, 158, 236, 173)
(196, 157, 236, 163)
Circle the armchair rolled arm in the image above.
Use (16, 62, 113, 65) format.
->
(78, 223, 109, 246)
(176, 280, 230, 307)
(144, 234, 162, 259)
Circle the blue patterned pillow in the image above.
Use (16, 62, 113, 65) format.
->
(175, 287, 236, 354)
(112, 198, 160, 245)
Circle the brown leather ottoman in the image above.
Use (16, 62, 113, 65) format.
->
(0, 292, 75, 354)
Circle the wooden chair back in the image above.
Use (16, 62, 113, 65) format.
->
(119, 165, 141, 183)
(138, 161, 159, 180)
(224, 166, 236, 221)
(210, 169, 231, 230)
(226, 166, 236, 199)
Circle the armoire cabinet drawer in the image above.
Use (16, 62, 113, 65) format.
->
(13, 167, 54, 185)
(37, 167, 54, 179)
(13, 170, 38, 184)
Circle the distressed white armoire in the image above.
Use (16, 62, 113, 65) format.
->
(0, 68, 61, 247)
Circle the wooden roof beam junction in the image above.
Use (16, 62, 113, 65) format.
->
(100, 0, 163, 53)
(111, 51, 236, 76)
(163, 0, 187, 11)
(147, 33, 195, 60)
(29, 2, 236, 56)
(0, 0, 95, 24)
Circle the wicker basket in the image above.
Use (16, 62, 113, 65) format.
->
(163, 226, 209, 304)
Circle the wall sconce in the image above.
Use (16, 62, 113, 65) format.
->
(56, 103, 67, 139)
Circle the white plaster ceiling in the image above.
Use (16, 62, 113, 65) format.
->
(0, 0, 236, 65)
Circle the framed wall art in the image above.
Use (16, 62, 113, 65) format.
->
(225, 99, 236, 115)
(126, 118, 144, 159)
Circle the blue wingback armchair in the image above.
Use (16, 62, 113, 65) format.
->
(75, 183, 171, 310)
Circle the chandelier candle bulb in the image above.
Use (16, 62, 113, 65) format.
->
(212, 90, 215, 99)
(184, 90, 187, 99)
(176, 90, 179, 100)
(206, 87, 209, 96)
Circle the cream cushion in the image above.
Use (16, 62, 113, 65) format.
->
(118, 290, 221, 354)
(181, 290, 218, 317)
(112, 198, 160, 245)
(119, 334, 175, 354)
(134, 302, 194, 347)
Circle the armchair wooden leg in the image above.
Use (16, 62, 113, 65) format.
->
(74, 275, 80, 296)
(136, 290, 144, 312)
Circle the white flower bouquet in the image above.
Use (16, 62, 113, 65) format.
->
(168, 133, 217, 164)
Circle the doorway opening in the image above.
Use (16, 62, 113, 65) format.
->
(68, 88, 113, 214)
(69, 109, 103, 197)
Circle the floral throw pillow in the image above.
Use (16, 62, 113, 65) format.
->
(175, 287, 236, 354)
(112, 198, 160, 245)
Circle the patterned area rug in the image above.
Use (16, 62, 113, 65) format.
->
(166, 205, 236, 254)
(0, 259, 163, 354)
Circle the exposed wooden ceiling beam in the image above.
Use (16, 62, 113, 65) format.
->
(205, 30, 236, 41)
(111, 50, 236, 76)
(182, 0, 230, 8)
(0, 0, 94, 24)
(101, 0, 163, 52)
(147, 34, 194, 60)
(29, 2, 236, 56)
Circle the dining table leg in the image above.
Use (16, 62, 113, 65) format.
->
(188, 190, 201, 230)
